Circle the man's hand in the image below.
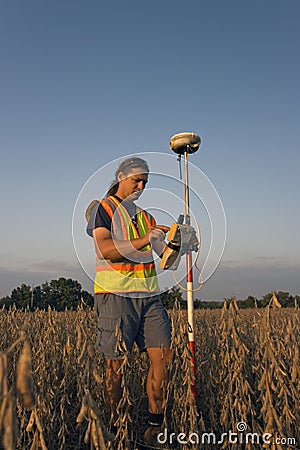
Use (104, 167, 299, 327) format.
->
(149, 228, 166, 244)
(153, 225, 170, 234)
(147, 226, 170, 257)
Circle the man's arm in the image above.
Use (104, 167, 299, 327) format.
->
(93, 227, 153, 261)
(93, 226, 169, 262)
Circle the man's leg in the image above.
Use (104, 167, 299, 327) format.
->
(104, 358, 124, 423)
(146, 347, 173, 414)
(143, 347, 173, 446)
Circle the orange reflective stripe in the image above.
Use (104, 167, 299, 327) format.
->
(96, 262, 155, 272)
(95, 289, 159, 293)
(100, 198, 114, 219)
(100, 197, 128, 237)
(108, 196, 130, 238)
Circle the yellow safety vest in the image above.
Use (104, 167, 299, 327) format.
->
(94, 196, 159, 294)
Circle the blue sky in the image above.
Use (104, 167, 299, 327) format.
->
(0, 0, 299, 300)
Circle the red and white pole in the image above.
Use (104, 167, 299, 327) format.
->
(183, 151, 197, 403)
(169, 132, 201, 405)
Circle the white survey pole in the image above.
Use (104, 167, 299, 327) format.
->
(183, 149, 196, 402)
(169, 132, 201, 404)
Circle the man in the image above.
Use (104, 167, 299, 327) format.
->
(86, 157, 173, 444)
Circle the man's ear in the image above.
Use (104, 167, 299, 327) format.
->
(117, 171, 125, 182)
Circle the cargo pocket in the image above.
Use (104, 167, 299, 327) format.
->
(97, 315, 123, 358)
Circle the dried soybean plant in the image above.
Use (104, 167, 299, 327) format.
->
(16, 340, 47, 450)
(257, 300, 300, 448)
(0, 331, 45, 450)
(0, 340, 19, 450)
(194, 308, 220, 433)
(75, 318, 115, 450)
(75, 308, 137, 450)
(0, 303, 299, 450)
(166, 308, 200, 449)
(77, 389, 114, 450)
(218, 299, 260, 449)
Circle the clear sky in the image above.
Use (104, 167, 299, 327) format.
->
(0, 0, 299, 300)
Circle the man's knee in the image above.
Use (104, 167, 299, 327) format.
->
(147, 346, 173, 367)
(105, 358, 123, 384)
(163, 346, 173, 364)
(106, 358, 123, 371)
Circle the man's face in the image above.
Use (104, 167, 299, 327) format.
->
(118, 167, 148, 201)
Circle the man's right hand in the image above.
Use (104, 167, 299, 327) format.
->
(149, 228, 166, 243)
(147, 226, 169, 257)
(147, 226, 169, 244)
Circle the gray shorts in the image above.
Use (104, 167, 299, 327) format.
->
(94, 293, 172, 359)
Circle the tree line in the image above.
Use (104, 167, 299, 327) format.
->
(161, 287, 299, 309)
(0, 278, 93, 311)
(0, 279, 298, 310)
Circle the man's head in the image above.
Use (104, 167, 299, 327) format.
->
(107, 157, 149, 201)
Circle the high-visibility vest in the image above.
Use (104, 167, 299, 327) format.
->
(94, 196, 159, 294)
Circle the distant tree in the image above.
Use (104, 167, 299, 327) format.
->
(223, 297, 233, 308)
(39, 278, 90, 310)
(276, 291, 294, 307)
(259, 292, 273, 308)
(160, 286, 203, 310)
(10, 284, 32, 309)
(32, 285, 43, 309)
(0, 278, 93, 310)
(161, 286, 185, 309)
(80, 289, 94, 307)
(198, 300, 223, 309)
(193, 298, 202, 309)
(259, 291, 295, 308)
(0, 295, 14, 309)
(238, 295, 258, 309)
